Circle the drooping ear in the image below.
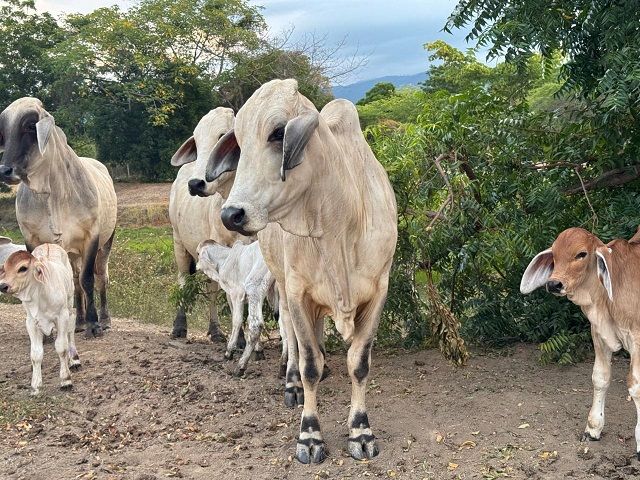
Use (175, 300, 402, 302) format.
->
(35, 113, 55, 155)
(595, 247, 613, 301)
(281, 111, 319, 181)
(205, 129, 240, 182)
(196, 241, 221, 282)
(520, 248, 554, 294)
(171, 136, 197, 166)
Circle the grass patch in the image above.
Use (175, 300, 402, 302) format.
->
(108, 226, 212, 332)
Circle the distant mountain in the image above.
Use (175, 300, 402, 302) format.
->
(332, 72, 427, 103)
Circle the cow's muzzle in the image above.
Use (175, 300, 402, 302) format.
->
(0, 165, 20, 184)
(0, 282, 11, 294)
(221, 206, 250, 235)
(545, 279, 564, 295)
(187, 178, 207, 197)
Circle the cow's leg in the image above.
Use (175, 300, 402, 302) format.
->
(26, 317, 43, 395)
(206, 281, 227, 342)
(582, 329, 612, 441)
(289, 296, 326, 464)
(277, 307, 288, 379)
(55, 313, 72, 390)
(71, 257, 86, 332)
(627, 344, 640, 460)
(224, 292, 245, 361)
(171, 238, 193, 339)
(94, 230, 114, 330)
(346, 289, 387, 460)
(280, 287, 302, 407)
(315, 316, 330, 381)
(81, 236, 102, 339)
(67, 323, 81, 370)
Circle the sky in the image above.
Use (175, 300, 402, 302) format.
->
(35, 0, 475, 84)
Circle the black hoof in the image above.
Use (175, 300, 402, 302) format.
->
(84, 324, 103, 339)
(224, 351, 234, 361)
(69, 363, 82, 371)
(171, 327, 187, 339)
(284, 386, 304, 408)
(278, 363, 287, 379)
(75, 322, 87, 333)
(254, 350, 266, 361)
(321, 364, 331, 381)
(60, 383, 73, 391)
(581, 432, 601, 442)
(233, 366, 246, 378)
(208, 330, 226, 343)
(348, 435, 379, 460)
(99, 317, 111, 330)
(296, 440, 327, 464)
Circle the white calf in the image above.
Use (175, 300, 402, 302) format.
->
(197, 240, 284, 376)
(0, 244, 80, 394)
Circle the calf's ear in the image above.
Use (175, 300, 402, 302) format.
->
(206, 129, 240, 182)
(281, 110, 319, 181)
(196, 243, 221, 282)
(33, 261, 46, 283)
(520, 248, 554, 294)
(595, 247, 613, 301)
(36, 113, 55, 154)
(171, 136, 197, 166)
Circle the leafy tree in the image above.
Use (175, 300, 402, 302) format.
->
(0, 0, 66, 106)
(357, 82, 396, 105)
(357, 87, 425, 128)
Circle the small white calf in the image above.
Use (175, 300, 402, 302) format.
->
(197, 240, 283, 376)
(0, 244, 80, 395)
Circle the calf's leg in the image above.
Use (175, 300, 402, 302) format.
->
(55, 314, 73, 389)
(582, 330, 612, 441)
(224, 293, 245, 361)
(236, 281, 268, 375)
(26, 317, 44, 395)
(628, 345, 640, 460)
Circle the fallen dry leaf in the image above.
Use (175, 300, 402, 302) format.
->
(517, 423, 530, 429)
(447, 462, 459, 471)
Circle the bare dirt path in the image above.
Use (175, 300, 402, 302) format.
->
(0, 303, 638, 480)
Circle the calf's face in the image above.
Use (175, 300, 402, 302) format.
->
(0, 97, 55, 185)
(0, 250, 44, 295)
(520, 227, 613, 305)
(205, 79, 318, 235)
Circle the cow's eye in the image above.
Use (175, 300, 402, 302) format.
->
(18, 265, 27, 273)
(268, 126, 285, 143)
(575, 251, 587, 259)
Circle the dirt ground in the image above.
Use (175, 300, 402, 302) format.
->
(114, 184, 170, 207)
(0, 304, 638, 480)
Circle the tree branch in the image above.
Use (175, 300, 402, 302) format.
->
(564, 166, 640, 194)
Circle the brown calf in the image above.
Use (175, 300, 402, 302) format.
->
(521, 227, 640, 459)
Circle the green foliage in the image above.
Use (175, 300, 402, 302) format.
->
(357, 82, 396, 105)
(169, 272, 209, 315)
(367, 41, 640, 360)
(539, 330, 592, 365)
(357, 88, 425, 128)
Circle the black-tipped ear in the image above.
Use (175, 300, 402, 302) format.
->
(281, 111, 319, 181)
(206, 129, 240, 182)
(171, 136, 197, 166)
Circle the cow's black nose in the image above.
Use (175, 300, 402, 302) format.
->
(0, 283, 9, 293)
(546, 280, 563, 293)
(188, 178, 206, 196)
(0, 165, 13, 178)
(221, 206, 246, 232)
